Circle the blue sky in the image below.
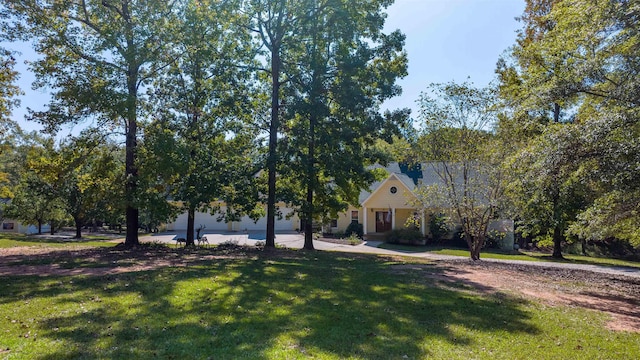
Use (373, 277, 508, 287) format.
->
(9, 0, 524, 134)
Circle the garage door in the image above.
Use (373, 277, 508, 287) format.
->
(171, 208, 229, 231)
(236, 208, 296, 232)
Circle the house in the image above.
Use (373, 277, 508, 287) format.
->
(0, 198, 52, 235)
(330, 163, 425, 236)
(0, 219, 52, 235)
(165, 202, 300, 233)
(166, 162, 514, 249)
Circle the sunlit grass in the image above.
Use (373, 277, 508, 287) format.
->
(0, 233, 118, 248)
(0, 250, 638, 359)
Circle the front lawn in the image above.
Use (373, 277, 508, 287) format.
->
(0, 248, 637, 359)
(0, 233, 119, 249)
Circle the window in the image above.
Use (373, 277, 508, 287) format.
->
(351, 211, 359, 222)
(330, 219, 338, 228)
(390, 186, 398, 194)
(2, 223, 14, 230)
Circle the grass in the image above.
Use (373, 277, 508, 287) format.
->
(0, 249, 638, 359)
(0, 233, 119, 249)
(378, 243, 640, 269)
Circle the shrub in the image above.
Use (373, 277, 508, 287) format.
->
(385, 228, 425, 246)
(345, 222, 363, 239)
(346, 233, 363, 246)
(429, 213, 450, 243)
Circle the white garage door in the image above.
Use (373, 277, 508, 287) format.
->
(171, 208, 229, 231)
(237, 208, 296, 231)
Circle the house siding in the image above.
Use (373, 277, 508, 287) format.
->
(362, 177, 416, 210)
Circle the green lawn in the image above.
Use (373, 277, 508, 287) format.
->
(0, 249, 637, 359)
(378, 243, 640, 269)
(0, 233, 119, 249)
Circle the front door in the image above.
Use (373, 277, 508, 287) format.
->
(375, 211, 392, 233)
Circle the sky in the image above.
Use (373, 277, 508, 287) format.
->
(8, 0, 525, 134)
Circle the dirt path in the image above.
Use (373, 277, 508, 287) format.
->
(417, 260, 640, 333)
(2, 245, 639, 333)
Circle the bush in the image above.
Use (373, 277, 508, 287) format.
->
(346, 234, 363, 246)
(447, 227, 468, 248)
(429, 213, 450, 243)
(385, 228, 425, 246)
(345, 222, 364, 239)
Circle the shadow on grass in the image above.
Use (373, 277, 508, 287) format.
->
(0, 251, 538, 359)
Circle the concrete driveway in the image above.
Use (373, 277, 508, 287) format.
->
(141, 231, 371, 251)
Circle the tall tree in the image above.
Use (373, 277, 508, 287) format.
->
(145, 0, 261, 246)
(414, 81, 504, 261)
(279, 0, 408, 249)
(497, 0, 640, 254)
(244, 0, 306, 247)
(6, 0, 176, 247)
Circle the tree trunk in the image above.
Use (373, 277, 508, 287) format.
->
(303, 111, 316, 250)
(551, 186, 564, 259)
(186, 206, 195, 247)
(124, 33, 140, 247)
(266, 48, 281, 248)
(38, 220, 42, 235)
(553, 102, 561, 123)
(552, 224, 564, 259)
(74, 216, 82, 239)
(470, 238, 481, 261)
(465, 233, 481, 261)
(50, 220, 55, 235)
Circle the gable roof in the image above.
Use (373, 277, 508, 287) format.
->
(358, 163, 420, 205)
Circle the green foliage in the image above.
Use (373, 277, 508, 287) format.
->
(142, 0, 261, 245)
(498, 0, 640, 255)
(270, 0, 409, 249)
(345, 233, 362, 246)
(344, 222, 363, 239)
(384, 228, 424, 246)
(0, 48, 22, 130)
(413, 81, 505, 260)
(4, 134, 66, 233)
(7, 0, 180, 245)
(403, 212, 421, 230)
(428, 213, 450, 243)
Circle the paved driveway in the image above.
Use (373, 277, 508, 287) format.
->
(140, 231, 640, 279)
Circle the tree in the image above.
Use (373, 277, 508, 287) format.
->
(144, 0, 261, 246)
(505, 124, 590, 258)
(278, 0, 408, 249)
(5, 134, 68, 234)
(414, 81, 504, 261)
(0, 3, 22, 132)
(243, 0, 303, 247)
(57, 133, 123, 239)
(6, 0, 177, 247)
(0, 47, 21, 134)
(497, 0, 640, 254)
